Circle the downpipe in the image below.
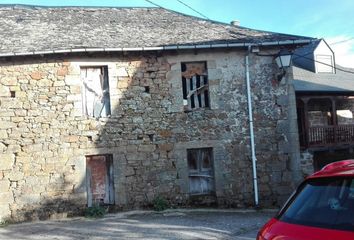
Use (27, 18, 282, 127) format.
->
(245, 46, 259, 207)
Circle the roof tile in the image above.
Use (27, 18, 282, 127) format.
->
(0, 5, 314, 55)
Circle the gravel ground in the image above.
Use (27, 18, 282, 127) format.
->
(0, 209, 276, 240)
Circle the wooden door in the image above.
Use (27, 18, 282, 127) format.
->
(86, 155, 114, 206)
(187, 148, 215, 195)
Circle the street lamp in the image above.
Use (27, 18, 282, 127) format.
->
(275, 49, 292, 68)
(275, 49, 292, 81)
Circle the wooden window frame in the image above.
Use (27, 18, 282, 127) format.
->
(81, 66, 111, 118)
(181, 61, 210, 111)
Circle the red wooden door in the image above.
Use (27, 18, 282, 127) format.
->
(86, 155, 114, 206)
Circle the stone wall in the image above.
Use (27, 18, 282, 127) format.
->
(299, 150, 314, 177)
(282, 67, 303, 187)
(0, 49, 295, 222)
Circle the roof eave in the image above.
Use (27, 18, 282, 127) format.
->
(0, 39, 315, 58)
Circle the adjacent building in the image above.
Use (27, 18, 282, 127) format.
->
(291, 39, 354, 174)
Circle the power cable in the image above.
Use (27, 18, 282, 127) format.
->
(257, 49, 354, 75)
(145, 0, 354, 74)
(329, 37, 354, 46)
(292, 52, 354, 75)
(144, 0, 163, 8)
(176, 0, 210, 20)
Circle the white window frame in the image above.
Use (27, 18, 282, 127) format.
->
(315, 55, 334, 73)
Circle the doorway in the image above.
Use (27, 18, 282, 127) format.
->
(86, 155, 115, 207)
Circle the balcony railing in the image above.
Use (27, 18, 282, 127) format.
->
(308, 124, 354, 147)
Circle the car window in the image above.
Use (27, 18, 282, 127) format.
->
(349, 180, 354, 199)
(278, 177, 354, 232)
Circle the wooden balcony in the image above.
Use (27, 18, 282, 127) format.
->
(297, 95, 354, 149)
(307, 124, 354, 147)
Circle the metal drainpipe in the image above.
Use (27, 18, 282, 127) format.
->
(245, 46, 259, 206)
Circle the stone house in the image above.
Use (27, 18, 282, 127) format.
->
(291, 39, 354, 174)
(0, 5, 314, 222)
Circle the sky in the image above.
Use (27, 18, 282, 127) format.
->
(1, 0, 354, 68)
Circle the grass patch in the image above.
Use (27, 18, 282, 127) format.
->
(84, 205, 107, 218)
(152, 196, 169, 211)
(0, 220, 10, 228)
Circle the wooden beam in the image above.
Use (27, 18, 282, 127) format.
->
(303, 98, 309, 148)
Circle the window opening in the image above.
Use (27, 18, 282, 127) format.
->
(181, 62, 209, 111)
(316, 55, 334, 73)
(81, 66, 111, 118)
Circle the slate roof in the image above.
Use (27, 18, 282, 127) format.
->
(293, 65, 354, 93)
(0, 4, 314, 56)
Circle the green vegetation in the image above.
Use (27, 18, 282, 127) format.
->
(0, 220, 10, 228)
(152, 196, 169, 211)
(84, 204, 107, 218)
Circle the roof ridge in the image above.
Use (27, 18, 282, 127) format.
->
(0, 4, 158, 9)
(160, 7, 314, 40)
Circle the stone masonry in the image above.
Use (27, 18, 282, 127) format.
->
(0, 49, 297, 222)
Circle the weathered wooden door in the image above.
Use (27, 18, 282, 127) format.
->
(187, 148, 215, 195)
(86, 155, 114, 207)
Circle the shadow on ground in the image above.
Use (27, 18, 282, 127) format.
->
(0, 211, 274, 240)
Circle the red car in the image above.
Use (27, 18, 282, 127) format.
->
(257, 160, 354, 240)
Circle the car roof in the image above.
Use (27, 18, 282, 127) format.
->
(308, 160, 354, 179)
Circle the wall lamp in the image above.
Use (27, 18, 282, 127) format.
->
(275, 49, 292, 81)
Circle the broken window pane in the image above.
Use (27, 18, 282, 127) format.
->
(81, 66, 111, 118)
(181, 62, 209, 111)
(188, 151, 198, 171)
(187, 148, 215, 195)
(202, 153, 211, 169)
